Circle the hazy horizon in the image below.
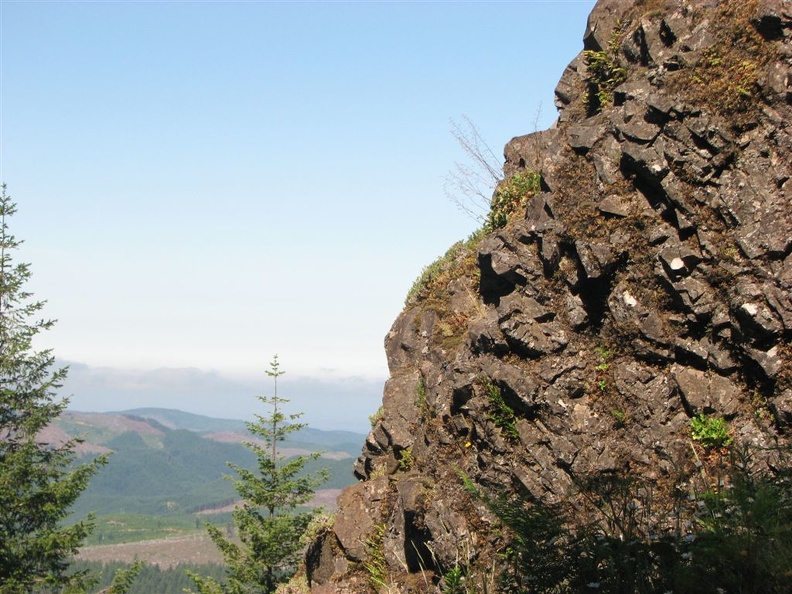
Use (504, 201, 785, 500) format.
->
(57, 359, 384, 434)
(4, 1, 597, 427)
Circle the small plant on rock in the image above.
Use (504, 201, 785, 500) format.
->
(415, 375, 426, 408)
(583, 21, 628, 114)
(593, 347, 613, 394)
(611, 409, 628, 428)
(405, 229, 484, 307)
(369, 406, 384, 428)
(486, 170, 542, 231)
(690, 414, 733, 449)
(364, 523, 390, 593)
(440, 565, 467, 594)
(482, 380, 519, 442)
(397, 447, 415, 472)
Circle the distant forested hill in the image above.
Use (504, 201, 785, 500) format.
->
(52, 409, 364, 518)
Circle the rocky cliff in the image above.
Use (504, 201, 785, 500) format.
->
(304, 0, 792, 591)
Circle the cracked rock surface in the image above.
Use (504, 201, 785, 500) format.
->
(304, 0, 792, 591)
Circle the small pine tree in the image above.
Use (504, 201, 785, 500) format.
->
(190, 355, 329, 594)
(0, 185, 107, 593)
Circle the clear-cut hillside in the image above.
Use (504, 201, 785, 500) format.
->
(303, 1, 792, 592)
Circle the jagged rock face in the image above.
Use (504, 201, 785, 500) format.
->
(306, 0, 792, 591)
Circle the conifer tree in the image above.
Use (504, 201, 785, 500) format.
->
(0, 185, 107, 593)
(190, 355, 328, 594)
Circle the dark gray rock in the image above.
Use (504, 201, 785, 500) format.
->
(306, 0, 792, 589)
(672, 366, 741, 417)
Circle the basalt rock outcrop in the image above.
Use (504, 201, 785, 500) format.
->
(304, 0, 792, 591)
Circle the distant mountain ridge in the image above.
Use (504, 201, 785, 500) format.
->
(119, 407, 366, 451)
(49, 408, 365, 519)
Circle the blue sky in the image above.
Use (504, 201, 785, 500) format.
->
(1, 0, 595, 430)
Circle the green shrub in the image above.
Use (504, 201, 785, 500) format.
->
(584, 49, 627, 113)
(690, 414, 732, 449)
(397, 447, 415, 472)
(440, 566, 466, 594)
(610, 409, 628, 428)
(486, 170, 541, 231)
(583, 21, 628, 113)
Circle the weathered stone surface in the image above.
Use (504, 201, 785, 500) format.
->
(305, 0, 792, 589)
(568, 118, 607, 151)
(672, 366, 741, 417)
(498, 295, 568, 358)
(332, 477, 389, 562)
(575, 240, 617, 279)
(598, 195, 631, 217)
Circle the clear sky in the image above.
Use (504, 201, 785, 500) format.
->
(1, 0, 595, 431)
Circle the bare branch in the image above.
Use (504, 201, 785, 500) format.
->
(444, 115, 504, 223)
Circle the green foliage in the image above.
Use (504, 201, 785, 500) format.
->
(593, 347, 613, 394)
(584, 50, 627, 113)
(0, 185, 107, 593)
(103, 561, 144, 594)
(415, 375, 426, 409)
(485, 170, 542, 231)
(583, 24, 628, 114)
(81, 513, 206, 547)
(610, 409, 628, 428)
(68, 416, 357, 520)
(396, 447, 415, 472)
(462, 476, 568, 593)
(59, 561, 225, 594)
(690, 414, 733, 449)
(299, 511, 334, 548)
(368, 406, 384, 428)
(440, 566, 466, 594)
(363, 523, 390, 593)
(189, 356, 329, 594)
(678, 448, 792, 593)
(482, 380, 519, 442)
(73, 429, 254, 518)
(594, 346, 612, 365)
